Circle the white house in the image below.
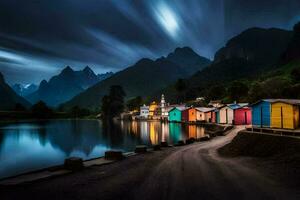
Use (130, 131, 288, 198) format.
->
(140, 105, 150, 118)
(195, 107, 216, 122)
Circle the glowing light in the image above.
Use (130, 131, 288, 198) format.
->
(153, 2, 180, 39)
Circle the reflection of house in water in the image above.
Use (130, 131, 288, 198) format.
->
(169, 123, 182, 143)
(188, 125, 197, 138)
(149, 122, 159, 145)
(161, 122, 170, 142)
(196, 126, 205, 138)
(139, 122, 149, 144)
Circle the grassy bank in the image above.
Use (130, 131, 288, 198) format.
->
(219, 131, 300, 187)
(219, 131, 300, 158)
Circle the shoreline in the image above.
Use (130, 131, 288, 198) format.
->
(0, 123, 229, 183)
(1, 126, 299, 200)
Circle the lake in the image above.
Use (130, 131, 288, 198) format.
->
(0, 119, 208, 179)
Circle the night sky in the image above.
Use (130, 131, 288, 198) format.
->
(0, 0, 300, 84)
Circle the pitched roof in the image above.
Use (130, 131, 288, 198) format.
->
(169, 106, 188, 112)
(195, 107, 216, 113)
(252, 99, 300, 106)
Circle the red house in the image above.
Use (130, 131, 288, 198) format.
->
(233, 107, 252, 125)
(181, 108, 189, 122)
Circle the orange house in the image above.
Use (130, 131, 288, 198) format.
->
(188, 108, 197, 122)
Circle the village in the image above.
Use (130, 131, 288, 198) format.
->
(132, 94, 300, 131)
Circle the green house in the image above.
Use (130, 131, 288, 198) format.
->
(168, 107, 184, 122)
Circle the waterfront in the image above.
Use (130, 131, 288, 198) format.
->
(0, 119, 208, 179)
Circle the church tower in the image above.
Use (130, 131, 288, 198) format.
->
(161, 94, 167, 116)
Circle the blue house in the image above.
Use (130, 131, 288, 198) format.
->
(251, 99, 274, 127)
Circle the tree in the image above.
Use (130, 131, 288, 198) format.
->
(126, 96, 143, 111)
(31, 101, 53, 118)
(290, 67, 300, 83)
(14, 103, 27, 111)
(70, 106, 91, 118)
(206, 85, 226, 101)
(248, 82, 265, 103)
(175, 79, 187, 103)
(101, 85, 126, 119)
(227, 81, 249, 102)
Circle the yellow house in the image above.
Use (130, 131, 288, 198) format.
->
(149, 101, 159, 116)
(271, 100, 300, 129)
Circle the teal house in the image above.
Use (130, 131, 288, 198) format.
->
(168, 107, 185, 122)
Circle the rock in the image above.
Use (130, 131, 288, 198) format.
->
(135, 145, 147, 153)
(160, 141, 168, 147)
(185, 137, 196, 144)
(153, 144, 161, 151)
(199, 135, 210, 141)
(64, 157, 84, 171)
(176, 140, 185, 146)
(105, 151, 124, 160)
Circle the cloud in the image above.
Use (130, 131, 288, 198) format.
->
(0, 0, 300, 84)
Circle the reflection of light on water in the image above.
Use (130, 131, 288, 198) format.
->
(161, 123, 169, 142)
(0, 133, 64, 178)
(140, 122, 149, 143)
(169, 123, 182, 143)
(0, 120, 210, 179)
(196, 126, 205, 138)
(188, 125, 197, 138)
(149, 122, 159, 145)
(0, 124, 45, 130)
(131, 121, 138, 135)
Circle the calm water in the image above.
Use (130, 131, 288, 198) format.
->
(0, 120, 207, 179)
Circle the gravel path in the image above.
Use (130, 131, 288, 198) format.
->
(1, 126, 299, 200)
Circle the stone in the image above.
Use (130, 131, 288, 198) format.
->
(176, 140, 185, 146)
(105, 151, 124, 160)
(135, 145, 147, 153)
(186, 137, 196, 144)
(64, 157, 84, 171)
(199, 135, 210, 141)
(160, 141, 168, 147)
(153, 144, 161, 151)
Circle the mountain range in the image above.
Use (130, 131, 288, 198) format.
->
(0, 73, 31, 110)
(157, 27, 295, 103)
(1, 23, 300, 112)
(12, 83, 38, 97)
(27, 66, 113, 107)
(62, 47, 211, 110)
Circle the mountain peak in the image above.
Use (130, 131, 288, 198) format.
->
(174, 46, 194, 54)
(0, 72, 4, 82)
(135, 58, 153, 65)
(61, 66, 74, 74)
(83, 66, 94, 74)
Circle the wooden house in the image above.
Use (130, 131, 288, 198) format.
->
(251, 99, 274, 127)
(212, 110, 220, 123)
(195, 107, 216, 122)
(270, 99, 300, 129)
(168, 107, 186, 122)
(233, 106, 252, 125)
(219, 104, 242, 124)
(188, 108, 197, 122)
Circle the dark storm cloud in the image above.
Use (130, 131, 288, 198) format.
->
(0, 0, 299, 84)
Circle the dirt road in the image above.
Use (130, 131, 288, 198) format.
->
(1, 126, 299, 200)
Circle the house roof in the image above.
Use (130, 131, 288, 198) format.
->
(219, 103, 249, 110)
(140, 105, 149, 109)
(169, 106, 188, 112)
(251, 99, 300, 106)
(195, 107, 216, 113)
